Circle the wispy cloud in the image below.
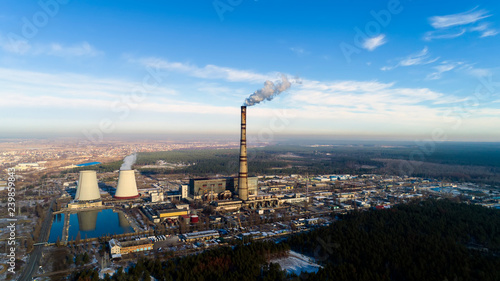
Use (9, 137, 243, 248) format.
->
(0, 34, 102, 57)
(284, 78, 487, 132)
(425, 7, 497, 40)
(134, 57, 274, 83)
(362, 34, 387, 51)
(462, 65, 493, 78)
(423, 29, 467, 41)
(399, 47, 439, 66)
(295, 79, 445, 106)
(0, 33, 30, 54)
(0, 67, 177, 100)
(46, 42, 102, 57)
(426, 61, 463, 80)
(381, 47, 439, 71)
(289, 47, 309, 56)
(429, 8, 491, 28)
(470, 23, 499, 37)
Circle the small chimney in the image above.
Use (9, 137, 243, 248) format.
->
(238, 106, 249, 201)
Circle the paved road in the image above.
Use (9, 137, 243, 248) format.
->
(18, 198, 55, 281)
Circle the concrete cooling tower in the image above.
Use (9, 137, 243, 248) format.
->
(115, 170, 139, 199)
(75, 170, 101, 201)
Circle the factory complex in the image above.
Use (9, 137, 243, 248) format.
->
(62, 106, 281, 217)
(31, 103, 498, 281)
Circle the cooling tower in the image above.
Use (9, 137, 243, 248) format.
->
(238, 106, 249, 201)
(75, 170, 101, 201)
(115, 170, 139, 199)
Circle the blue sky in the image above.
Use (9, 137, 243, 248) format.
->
(0, 0, 499, 141)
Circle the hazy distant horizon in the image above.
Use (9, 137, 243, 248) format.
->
(1, 132, 499, 144)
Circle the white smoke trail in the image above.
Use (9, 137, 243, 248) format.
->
(120, 153, 137, 170)
(244, 74, 292, 106)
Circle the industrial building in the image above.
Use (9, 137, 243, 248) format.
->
(109, 238, 153, 258)
(188, 177, 258, 200)
(141, 203, 189, 223)
(189, 178, 228, 199)
(181, 230, 220, 242)
(151, 191, 164, 202)
(212, 199, 243, 211)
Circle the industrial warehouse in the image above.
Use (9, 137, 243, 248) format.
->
(109, 238, 153, 258)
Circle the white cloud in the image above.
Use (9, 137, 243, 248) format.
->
(399, 47, 439, 66)
(46, 42, 102, 57)
(299, 79, 394, 93)
(426, 7, 497, 40)
(0, 67, 178, 101)
(471, 23, 499, 37)
(283, 79, 500, 138)
(429, 8, 491, 29)
(135, 57, 273, 83)
(426, 61, 463, 80)
(462, 65, 493, 78)
(424, 28, 466, 41)
(196, 82, 246, 100)
(289, 47, 309, 56)
(381, 47, 439, 70)
(0, 34, 102, 57)
(480, 29, 499, 37)
(0, 33, 31, 54)
(293, 79, 445, 108)
(362, 34, 387, 51)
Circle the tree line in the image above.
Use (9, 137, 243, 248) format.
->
(288, 199, 500, 281)
(72, 241, 290, 281)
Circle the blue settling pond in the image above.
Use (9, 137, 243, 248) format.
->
(48, 209, 134, 243)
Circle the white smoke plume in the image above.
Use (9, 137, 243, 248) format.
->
(244, 74, 292, 106)
(120, 153, 137, 170)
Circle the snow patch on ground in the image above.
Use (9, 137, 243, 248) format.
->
(270, 251, 323, 275)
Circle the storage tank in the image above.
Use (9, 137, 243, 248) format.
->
(190, 215, 199, 223)
(115, 170, 139, 199)
(75, 170, 101, 201)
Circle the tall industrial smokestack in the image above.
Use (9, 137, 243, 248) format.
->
(238, 106, 249, 201)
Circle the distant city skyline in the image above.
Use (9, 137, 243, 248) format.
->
(1, 1, 499, 141)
